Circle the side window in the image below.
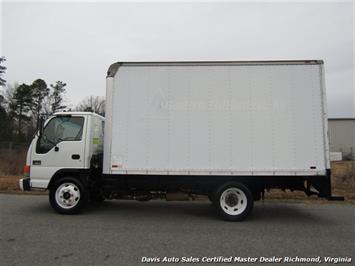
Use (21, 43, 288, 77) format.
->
(36, 116, 84, 154)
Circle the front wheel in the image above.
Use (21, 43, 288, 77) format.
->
(214, 182, 253, 221)
(49, 177, 88, 214)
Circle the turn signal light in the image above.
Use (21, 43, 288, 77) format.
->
(23, 165, 30, 177)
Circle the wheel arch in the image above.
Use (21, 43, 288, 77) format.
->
(207, 178, 263, 201)
(47, 169, 90, 190)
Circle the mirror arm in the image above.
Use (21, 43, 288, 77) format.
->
(38, 116, 45, 137)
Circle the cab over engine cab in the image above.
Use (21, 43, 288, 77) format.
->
(20, 112, 105, 213)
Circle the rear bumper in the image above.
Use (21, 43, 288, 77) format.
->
(19, 177, 31, 191)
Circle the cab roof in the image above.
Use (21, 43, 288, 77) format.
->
(54, 111, 104, 120)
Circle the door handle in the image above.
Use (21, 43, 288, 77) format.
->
(72, 154, 80, 160)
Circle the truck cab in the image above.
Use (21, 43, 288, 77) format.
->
(20, 112, 104, 211)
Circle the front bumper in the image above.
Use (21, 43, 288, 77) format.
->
(19, 177, 31, 191)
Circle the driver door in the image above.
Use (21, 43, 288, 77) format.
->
(30, 115, 86, 187)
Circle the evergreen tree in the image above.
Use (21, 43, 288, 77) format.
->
(50, 81, 67, 113)
(10, 83, 33, 139)
(31, 79, 49, 130)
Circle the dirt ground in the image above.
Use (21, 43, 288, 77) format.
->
(0, 161, 354, 203)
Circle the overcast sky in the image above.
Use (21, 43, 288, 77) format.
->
(1, 1, 354, 117)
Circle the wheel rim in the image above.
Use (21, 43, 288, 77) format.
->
(55, 183, 81, 209)
(220, 187, 247, 215)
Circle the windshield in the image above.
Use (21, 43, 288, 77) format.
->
(36, 116, 84, 154)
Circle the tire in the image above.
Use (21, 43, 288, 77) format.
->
(214, 182, 253, 221)
(49, 177, 88, 214)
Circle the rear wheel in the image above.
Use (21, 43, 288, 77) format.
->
(49, 177, 88, 214)
(214, 182, 253, 221)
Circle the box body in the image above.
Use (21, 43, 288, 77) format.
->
(103, 61, 329, 177)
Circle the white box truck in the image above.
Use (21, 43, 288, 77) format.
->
(19, 60, 342, 221)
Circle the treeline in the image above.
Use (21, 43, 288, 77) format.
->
(0, 57, 105, 142)
(0, 80, 67, 142)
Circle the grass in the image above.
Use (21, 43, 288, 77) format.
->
(0, 148, 43, 195)
(0, 148, 27, 177)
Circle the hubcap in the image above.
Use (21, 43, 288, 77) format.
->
(225, 193, 239, 207)
(55, 183, 81, 209)
(220, 187, 247, 215)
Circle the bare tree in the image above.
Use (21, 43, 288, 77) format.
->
(3, 82, 18, 105)
(0, 57, 6, 86)
(75, 96, 105, 116)
(2, 83, 19, 139)
(0, 94, 10, 140)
